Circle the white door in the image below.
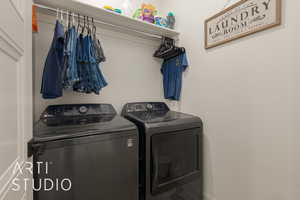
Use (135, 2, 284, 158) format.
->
(0, 0, 33, 200)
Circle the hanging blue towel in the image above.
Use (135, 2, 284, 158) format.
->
(161, 53, 188, 101)
(40, 20, 65, 99)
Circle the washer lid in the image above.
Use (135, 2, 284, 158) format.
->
(33, 104, 136, 144)
(33, 115, 136, 143)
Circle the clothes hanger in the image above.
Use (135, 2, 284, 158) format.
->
(77, 13, 83, 33)
(164, 47, 186, 60)
(72, 13, 75, 27)
(91, 18, 96, 38)
(56, 8, 59, 21)
(81, 16, 86, 34)
(60, 9, 64, 25)
(154, 37, 185, 60)
(154, 37, 174, 57)
(66, 10, 69, 29)
(87, 16, 91, 35)
(68, 11, 72, 29)
(154, 37, 168, 57)
(91, 17, 98, 40)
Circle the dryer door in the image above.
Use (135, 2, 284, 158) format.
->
(151, 128, 201, 194)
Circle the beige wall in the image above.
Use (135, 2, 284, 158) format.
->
(159, 0, 298, 200)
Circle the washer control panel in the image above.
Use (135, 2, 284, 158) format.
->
(41, 104, 116, 119)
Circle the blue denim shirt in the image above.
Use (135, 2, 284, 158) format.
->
(161, 53, 188, 101)
(41, 20, 65, 99)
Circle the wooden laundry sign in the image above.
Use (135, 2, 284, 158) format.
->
(204, 0, 281, 49)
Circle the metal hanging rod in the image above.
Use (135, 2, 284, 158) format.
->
(34, 3, 163, 40)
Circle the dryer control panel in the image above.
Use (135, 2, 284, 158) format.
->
(121, 102, 169, 114)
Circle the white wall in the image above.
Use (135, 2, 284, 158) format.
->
(33, 11, 167, 121)
(292, 0, 300, 196)
(0, 0, 33, 200)
(159, 0, 298, 200)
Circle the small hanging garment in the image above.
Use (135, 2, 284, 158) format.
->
(91, 20, 106, 63)
(85, 35, 108, 94)
(63, 26, 79, 88)
(40, 20, 65, 99)
(92, 37, 106, 63)
(91, 28, 108, 93)
(161, 52, 188, 101)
